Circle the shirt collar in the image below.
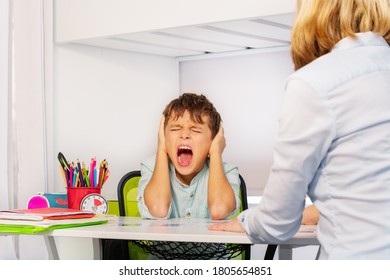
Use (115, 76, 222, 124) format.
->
(333, 32, 388, 52)
(169, 158, 209, 187)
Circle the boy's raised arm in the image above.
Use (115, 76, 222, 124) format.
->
(144, 116, 172, 218)
(207, 125, 236, 220)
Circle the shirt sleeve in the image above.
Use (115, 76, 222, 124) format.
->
(137, 156, 172, 219)
(241, 77, 335, 244)
(223, 163, 242, 218)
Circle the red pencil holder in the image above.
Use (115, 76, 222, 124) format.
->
(67, 187, 101, 210)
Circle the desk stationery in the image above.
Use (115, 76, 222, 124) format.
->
(37, 216, 318, 260)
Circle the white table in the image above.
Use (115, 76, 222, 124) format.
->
(39, 216, 319, 260)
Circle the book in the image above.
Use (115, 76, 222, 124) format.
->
(0, 215, 111, 234)
(0, 207, 96, 221)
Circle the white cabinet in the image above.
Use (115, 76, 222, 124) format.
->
(54, 0, 295, 57)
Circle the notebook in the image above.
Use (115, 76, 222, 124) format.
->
(0, 207, 96, 221)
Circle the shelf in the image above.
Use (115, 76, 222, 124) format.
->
(65, 13, 293, 58)
(54, 0, 295, 58)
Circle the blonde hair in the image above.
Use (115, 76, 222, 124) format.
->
(291, 0, 390, 70)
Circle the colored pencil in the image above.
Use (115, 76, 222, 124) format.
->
(57, 153, 109, 189)
(59, 163, 67, 187)
(77, 159, 85, 187)
(69, 163, 73, 188)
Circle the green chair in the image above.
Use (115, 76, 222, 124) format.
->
(104, 170, 251, 260)
(117, 170, 149, 259)
(117, 170, 142, 217)
(102, 171, 147, 260)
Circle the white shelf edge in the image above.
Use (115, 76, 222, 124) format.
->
(176, 45, 290, 61)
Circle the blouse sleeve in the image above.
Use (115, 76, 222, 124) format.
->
(240, 77, 335, 244)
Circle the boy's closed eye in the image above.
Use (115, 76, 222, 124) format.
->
(169, 125, 181, 132)
(191, 127, 202, 133)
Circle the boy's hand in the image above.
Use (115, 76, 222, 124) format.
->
(209, 125, 226, 157)
(302, 205, 320, 225)
(158, 116, 167, 153)
(208, 218, 245, 233)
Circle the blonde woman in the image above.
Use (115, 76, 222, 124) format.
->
(210, 0, 390, 259)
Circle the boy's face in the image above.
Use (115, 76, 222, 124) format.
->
(165, 110, 213, 184)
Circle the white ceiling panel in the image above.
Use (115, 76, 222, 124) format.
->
(116, 32, 242, 53)
(163, 26, 287, 49)
(208, 20, 291, 42)
(260, 13, 295, 27)
(77, 38, 204, 57)
(71, 13, 293, 58)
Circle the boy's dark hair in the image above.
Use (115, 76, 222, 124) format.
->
(163, 93, 221, 138)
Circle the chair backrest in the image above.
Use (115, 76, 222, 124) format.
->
(237, 174, 251, 260)
(239, 174, 248, 210)
(116, 170, 148, 259)
(117, 170, 141, 217)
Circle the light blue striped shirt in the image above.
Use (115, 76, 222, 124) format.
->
(137, 155, 241, 219)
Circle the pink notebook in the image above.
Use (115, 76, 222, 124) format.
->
(0, 207, 95, 221)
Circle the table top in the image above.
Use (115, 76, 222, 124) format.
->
(42, 216, 318, 246)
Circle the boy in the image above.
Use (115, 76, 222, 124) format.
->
(137, 93, 241, 220)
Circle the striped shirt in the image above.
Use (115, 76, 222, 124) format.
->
(137, 155, 241, 219)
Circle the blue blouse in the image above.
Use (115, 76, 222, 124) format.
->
(239, 32, 390, 259)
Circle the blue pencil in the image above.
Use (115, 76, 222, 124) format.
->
(94, 167, 97, 187)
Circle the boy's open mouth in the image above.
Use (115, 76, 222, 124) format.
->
(177, 145, 193, 167)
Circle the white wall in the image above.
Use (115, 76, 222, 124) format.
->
(53, 47, 295, 198)
(179, 50, 294, 195)
(13, 0, 48, 211)
(10, 0, 53, 260)
(0, 0, 10, 210)
(0, 0, 17, 260)
(53, 44, 179, 200)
